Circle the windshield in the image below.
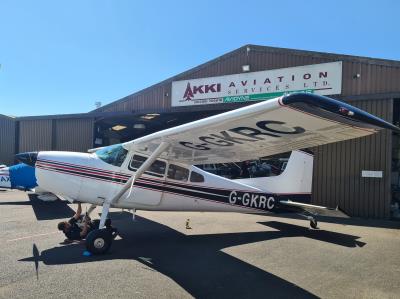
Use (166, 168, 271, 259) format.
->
(95, 144, 128, 167)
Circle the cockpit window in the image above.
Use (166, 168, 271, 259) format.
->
(95, 144, 128, 167)
(128, 154, 166, 177)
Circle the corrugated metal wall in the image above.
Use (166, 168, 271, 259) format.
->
(19, 119, 53, 152)
(312, 99, 393, 218)
(0, 115, 16, 165)
(54, 118, 93, 151)
(18, 118, 93, 153)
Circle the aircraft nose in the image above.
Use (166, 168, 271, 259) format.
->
(15, 152, 38, 167)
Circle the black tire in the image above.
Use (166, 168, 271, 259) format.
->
(86, 229, 113, 254)
(310, 219, 318, 229)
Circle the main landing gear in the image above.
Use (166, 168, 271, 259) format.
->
(84, 204, 118, 254)
(86, 227, 118, 254)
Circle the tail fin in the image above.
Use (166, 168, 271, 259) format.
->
(234, 150, 313, 194)
(273, 150, 313, 194)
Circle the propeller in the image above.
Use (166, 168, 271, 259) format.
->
(15, 152, 38, 167)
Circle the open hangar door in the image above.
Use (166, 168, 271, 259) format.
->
(93, 110, 223, 147)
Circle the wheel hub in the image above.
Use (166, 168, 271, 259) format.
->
(94, 237, 105, 249)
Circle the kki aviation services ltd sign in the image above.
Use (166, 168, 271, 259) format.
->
(171, 61, 342, 107)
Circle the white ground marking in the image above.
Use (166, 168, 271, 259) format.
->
(7, 231, 59, 242)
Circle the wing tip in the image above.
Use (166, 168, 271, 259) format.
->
(282, 93, 400, 132)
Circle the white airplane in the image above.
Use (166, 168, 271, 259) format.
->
(15, 93, 400, 254)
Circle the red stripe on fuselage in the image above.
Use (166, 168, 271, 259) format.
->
(38, 158, 131, 178)
(37, 161, 129, 180)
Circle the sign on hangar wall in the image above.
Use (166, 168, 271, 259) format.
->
(172, 61, 342, 107)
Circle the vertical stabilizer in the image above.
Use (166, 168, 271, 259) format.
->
(234, 150, 313, 194)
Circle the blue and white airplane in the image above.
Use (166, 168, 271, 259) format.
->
(10, 93, 400, 254)
(0, 163, 58, 201)
(0, 163, 37, 190)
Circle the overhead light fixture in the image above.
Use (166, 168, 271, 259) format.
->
(141, 113, 160, 120)
(111, 125, 127, 131)
(242, 65, 250, 72)
(133, 123, 146, 129)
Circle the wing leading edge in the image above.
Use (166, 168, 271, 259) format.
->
(124, 93, 399, 165)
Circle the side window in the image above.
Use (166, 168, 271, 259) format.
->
(167, 164, 189, 182)
(190, 171, 204, 183)
(129, 155, 166, 177)
(148, 160, 166, 175)
(129, 155, 147, 170)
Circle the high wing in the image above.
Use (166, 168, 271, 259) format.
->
(123, 93, 399, 164)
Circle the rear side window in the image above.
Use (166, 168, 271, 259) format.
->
(167, 164, 189, 182)
(130, 155, 146, 169)
(129, 155, 166, 177)
(190, 171, 204, 183)
(148, 160, 167, 175)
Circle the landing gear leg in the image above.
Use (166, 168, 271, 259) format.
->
(86, 201, 118, 254)
(87, 204, 96, 217)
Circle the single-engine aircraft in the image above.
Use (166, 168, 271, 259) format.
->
(15, 93, 400, 254)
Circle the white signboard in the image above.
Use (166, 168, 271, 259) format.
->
(172, 61, 342, 107)
(361, 170, 383, 178)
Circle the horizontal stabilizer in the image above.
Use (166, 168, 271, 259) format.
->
(279, 200, 349, 218)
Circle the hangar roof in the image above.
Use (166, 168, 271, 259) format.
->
(91, 44, 400, 114)
(0, 114, 15, 119)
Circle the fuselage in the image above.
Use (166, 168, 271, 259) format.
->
(34, 147, 280, 214)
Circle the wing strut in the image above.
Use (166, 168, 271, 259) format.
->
(98, 141, 169, 229)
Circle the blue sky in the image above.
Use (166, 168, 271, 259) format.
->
(1, 0, 399, 116)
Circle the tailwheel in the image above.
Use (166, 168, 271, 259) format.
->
(309, 218, 318, 229)
(86, 228, 113, 254)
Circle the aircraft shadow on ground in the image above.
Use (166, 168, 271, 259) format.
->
(269, 212, 400, 229)
(0, 194, 75, 220)
(20, 212, 366, 298)
(28, 194, 75, 220)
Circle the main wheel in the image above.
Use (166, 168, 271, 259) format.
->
(310, 219, 318, 229)
(86, 228, 113, 254)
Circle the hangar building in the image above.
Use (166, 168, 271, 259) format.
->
(1, 45, 400, 219)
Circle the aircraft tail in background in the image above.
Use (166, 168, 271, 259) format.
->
(234, 150, 313, 196)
